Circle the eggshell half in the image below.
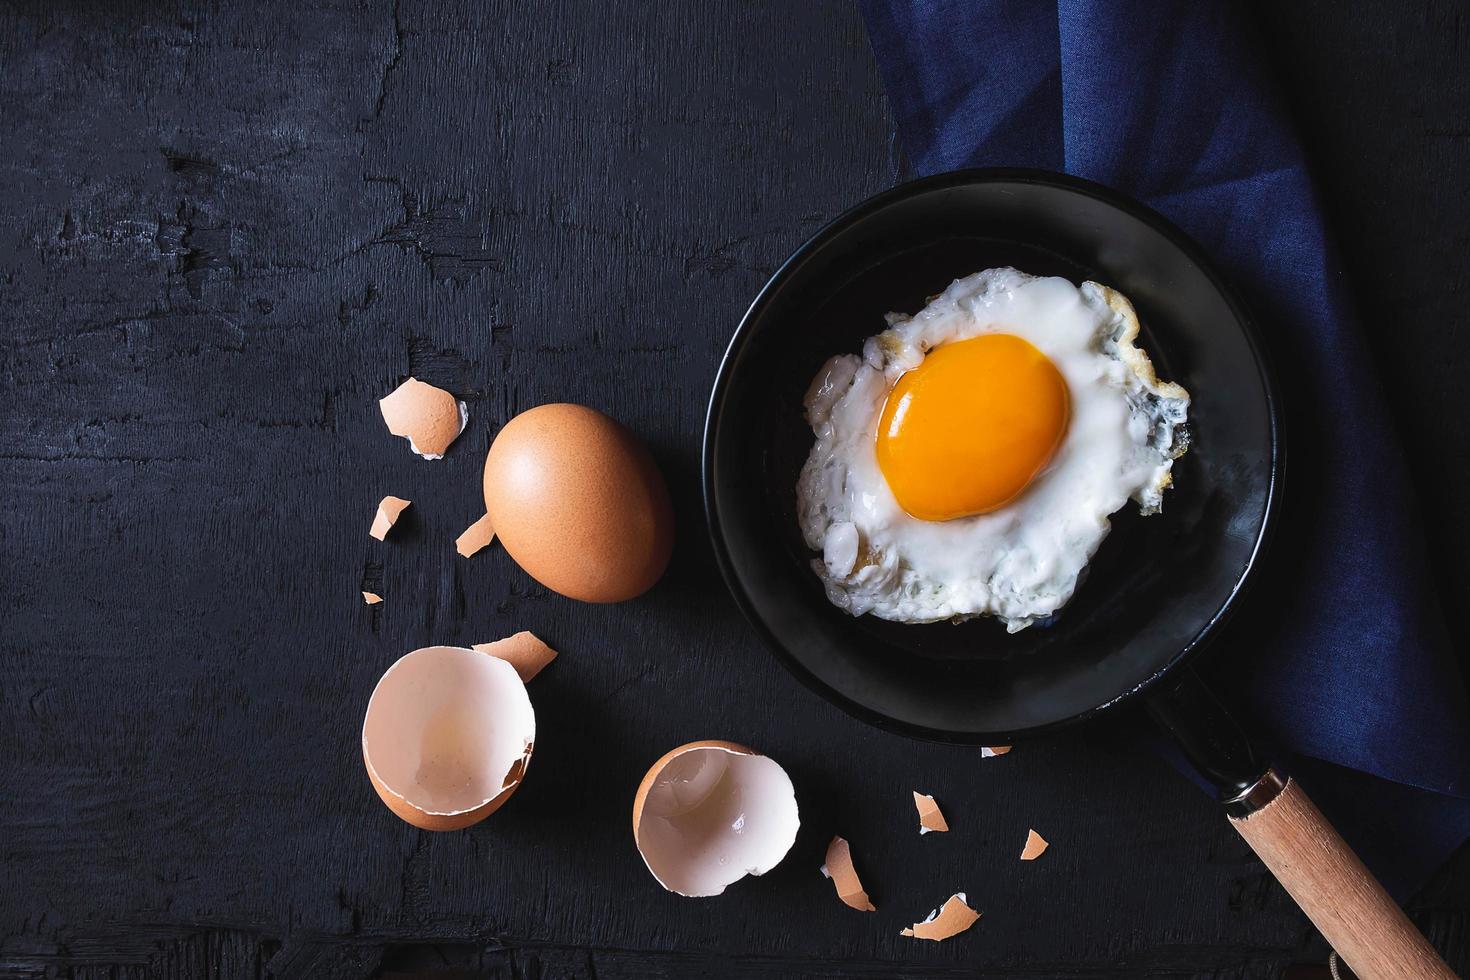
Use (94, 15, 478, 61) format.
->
(362, 646, 535, 831)
(632, 740, 799, 897)
(482, 403, 673, 602)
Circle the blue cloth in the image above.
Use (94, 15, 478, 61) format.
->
(860, 0, 1470, 896)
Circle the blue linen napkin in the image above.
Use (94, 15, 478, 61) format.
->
(860, 0, 1470, 896)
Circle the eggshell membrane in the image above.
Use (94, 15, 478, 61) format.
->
(379, 378, 467, 459)
(362, 646, 535, 831)
(631, 740, 799, 897)
(482, 403, 673, 603)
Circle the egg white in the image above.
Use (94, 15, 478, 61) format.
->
(797, 267, 1190, 631)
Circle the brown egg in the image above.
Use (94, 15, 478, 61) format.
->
(483, 403, 673, 602)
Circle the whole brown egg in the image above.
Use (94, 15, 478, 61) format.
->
(482, 403, 673, 602)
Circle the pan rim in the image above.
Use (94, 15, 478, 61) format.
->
(702, 167, 1284, 743)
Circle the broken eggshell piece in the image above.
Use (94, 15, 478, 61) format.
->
(379, 377, 468, 460)
(456, 513, 496, 557)
(901, 893, 981, 941)
(913, 791, 949, 834)
(821, 835, 876, 911)
(632, 740, 799, 898)
(370, 496, 412, 541)
(473, 631, 558, 683)
(362, 646, 535, 831)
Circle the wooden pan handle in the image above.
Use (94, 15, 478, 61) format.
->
(1230, 773, 1454, 979)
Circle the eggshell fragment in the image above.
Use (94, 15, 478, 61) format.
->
(482, 403, 673, 602)
(981, 745, 1012, 758)
(379, 378, 467, 459)
(362, 591, 383, 604)
(913, 791, 949, 834)
(370, 496, 412, 541)
(1020, 828, 1049, 860)
(362, 646, 535, 831)
(456, 513, 496, 557)
(473, 631, 558, 683)
(900, 893, 981, 941)
(632, 740, 799, 897)
(821, 836, 875, 911)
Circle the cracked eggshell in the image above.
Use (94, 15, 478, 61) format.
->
(631, 740, 799, 898)
(379, 378, 467, 459)
(482, 403, 673, 603)
(362, 645, 535, 831)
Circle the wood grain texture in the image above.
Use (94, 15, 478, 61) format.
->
(0, 0, 1467, 978)
(1232, 778, 1456, 979)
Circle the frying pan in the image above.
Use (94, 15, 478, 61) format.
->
(702, 170, 1452, 979)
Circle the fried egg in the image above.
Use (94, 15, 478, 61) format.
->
(797, 267, 1189, 631)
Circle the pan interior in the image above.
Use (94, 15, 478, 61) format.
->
(705, 173, 1277, 741)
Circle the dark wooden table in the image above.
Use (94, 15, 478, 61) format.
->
(3, 2, 1469, 977)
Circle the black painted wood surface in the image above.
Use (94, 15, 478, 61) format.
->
(2, 2, 1468, 978)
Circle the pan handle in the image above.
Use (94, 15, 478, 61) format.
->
(1145, 669, 1454, 979)
(1227, 770, 1454, 979)
(1143, 665, 1265, 797)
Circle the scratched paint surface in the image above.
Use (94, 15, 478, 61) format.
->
(2, 1, 1469, 978)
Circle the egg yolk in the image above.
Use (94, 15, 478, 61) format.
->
(876, 334, 1070, 521)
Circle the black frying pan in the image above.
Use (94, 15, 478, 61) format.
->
(702, 170, 1451, 979)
